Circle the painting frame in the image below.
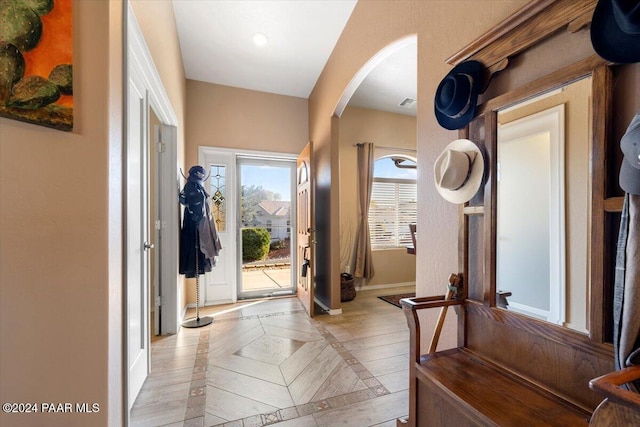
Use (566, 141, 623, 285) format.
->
(0, 0, 73, 131)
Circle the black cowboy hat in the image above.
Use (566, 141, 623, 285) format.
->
(591, 0, 640, 64)
(434, 60, 485, 130)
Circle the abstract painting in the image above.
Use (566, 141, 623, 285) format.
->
(0, 0, 73, 131)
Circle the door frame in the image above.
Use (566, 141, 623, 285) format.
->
(198, 146, 298, 305)
(126, 4, 180, 416)
(128, 4, 180, 334)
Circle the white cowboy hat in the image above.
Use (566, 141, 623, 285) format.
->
(434, 138, 484, 204)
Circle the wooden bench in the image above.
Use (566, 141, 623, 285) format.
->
(589, 366, 640, 426)
(399, 296, 592, 426)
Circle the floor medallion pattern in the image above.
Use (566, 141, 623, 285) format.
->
(131, 287, 412, 427)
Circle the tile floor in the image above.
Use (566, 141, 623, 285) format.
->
(131, 286, 413, 426)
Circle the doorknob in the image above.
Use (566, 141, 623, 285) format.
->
(144, 242, 155, 250)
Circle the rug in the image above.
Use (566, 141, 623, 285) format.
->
(377, 293, 415, 308)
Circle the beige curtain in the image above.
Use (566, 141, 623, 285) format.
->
(354, 142, 375, 278)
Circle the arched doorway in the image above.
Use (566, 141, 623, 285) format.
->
(332, 35, 418, 307)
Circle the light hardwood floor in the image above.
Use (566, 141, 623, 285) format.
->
(131, 285, 413, 426)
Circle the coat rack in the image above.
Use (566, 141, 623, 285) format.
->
(180, 166, 214, 328)
(182, 227, 213, 328)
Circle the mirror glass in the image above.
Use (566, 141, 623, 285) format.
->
(496, 76, 592, 333)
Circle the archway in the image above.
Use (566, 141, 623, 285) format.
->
(333, 35, 418, 301)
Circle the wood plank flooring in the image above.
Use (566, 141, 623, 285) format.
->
(131, 286, 413, 426)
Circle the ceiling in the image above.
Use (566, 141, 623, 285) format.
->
(348, 43, 417, 116)
(172, 0, 417, 116)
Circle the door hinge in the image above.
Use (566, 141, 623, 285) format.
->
(155, 220, 162, 230)
(155, 296, 162, 307)
(155, 142, 166, 153)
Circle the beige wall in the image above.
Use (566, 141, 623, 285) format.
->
(0, 1, 188, 424)
(0, 1, 123, 425)
(309, 0, 528, 316)
(339, 106, 416, 287)
(184, 80, 309, 302)
(186, 80, 308, 160)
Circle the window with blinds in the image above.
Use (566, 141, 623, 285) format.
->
(369, 177, 417, 249)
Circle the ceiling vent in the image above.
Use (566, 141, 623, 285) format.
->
(399, 97, 417, 108)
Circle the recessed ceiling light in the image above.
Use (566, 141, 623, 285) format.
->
(252, 32, 269, 47)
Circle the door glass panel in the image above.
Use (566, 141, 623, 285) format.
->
(238, 158, 296, 298)
(209, 165, 227, 232)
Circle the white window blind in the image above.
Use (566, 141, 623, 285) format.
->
(369, 177, 417, 249)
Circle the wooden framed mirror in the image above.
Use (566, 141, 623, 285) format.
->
(457, 54, 614, 356)
(483, 55, 611, 342)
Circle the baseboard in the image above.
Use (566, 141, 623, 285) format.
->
(355, 281, 415, 291)
(204, 299, 235, 306)
(315, 298, 342, 315)
(182, 302, 214, 321)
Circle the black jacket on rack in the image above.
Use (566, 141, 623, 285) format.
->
(179, 177, 212, 278)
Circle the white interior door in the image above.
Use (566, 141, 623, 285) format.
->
(127, 67, 150, 409)
(157, 124, 180, 334)
(150, 120, 160, 337)
(128, 3, 180, 336)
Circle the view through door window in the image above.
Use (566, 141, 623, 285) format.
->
(238, 159, 296, 299)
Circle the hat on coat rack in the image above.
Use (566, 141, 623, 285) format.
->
(187, 165, 207, 185)
(189, 165, 206, 179)
(590, 0, 640, 64)
(434, 138, 484, 204)
(620, 111, 640, 195)
(434, 60, 485, 130)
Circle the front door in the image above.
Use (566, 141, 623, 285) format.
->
(126, 67, 151, 409)
(297, 142, 314, 316)
(237, 157, 296, 299)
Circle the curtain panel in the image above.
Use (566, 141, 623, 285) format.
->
(354, 142, 375, 279)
